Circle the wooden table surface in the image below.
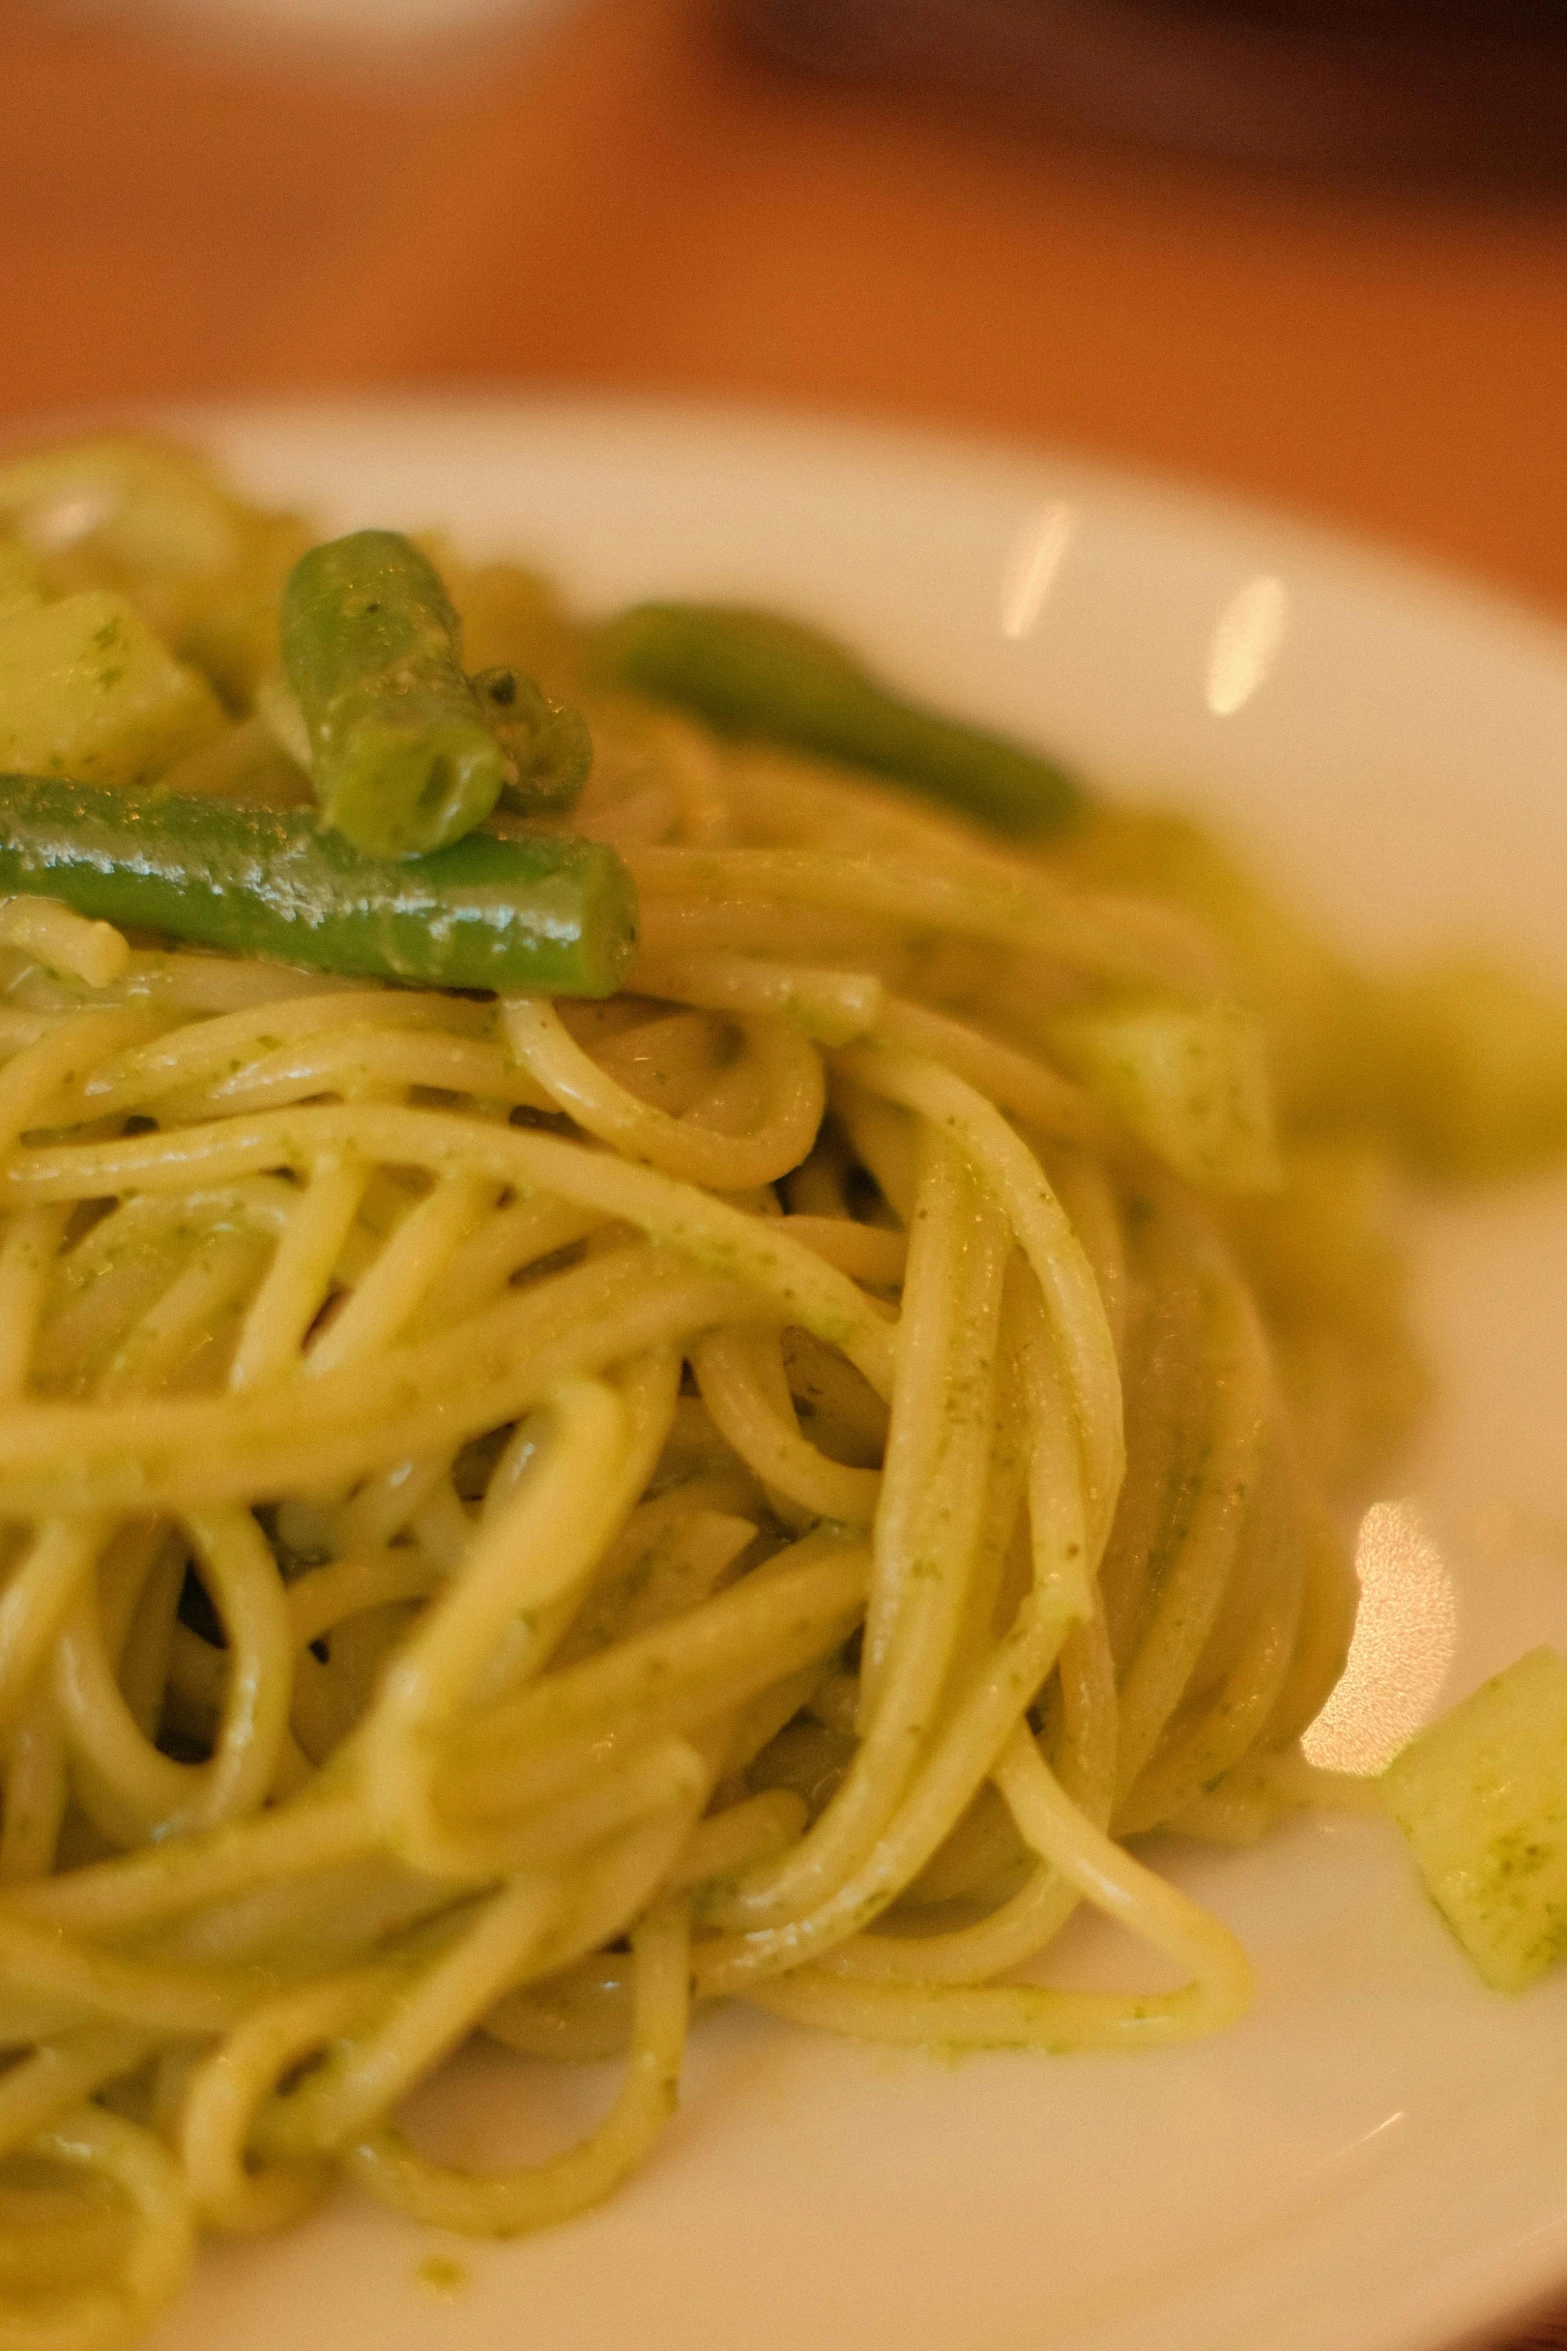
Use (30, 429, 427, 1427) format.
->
(6, 0, 1567, 622)
(2, 5, 1567, 2345)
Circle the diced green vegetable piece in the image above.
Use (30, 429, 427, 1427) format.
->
(0, 589, 226, 789)
(1048, 808, 1382, 1137)
(281, 530, 509, 859)
(1382, 1645, 1567, 1993)
(0, 775, 638, 998)
(592, 602, 1083, 836)
(1048, 997, 1280, 1192)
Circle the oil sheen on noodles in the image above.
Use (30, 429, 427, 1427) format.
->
(0, 733, 1369, 2351)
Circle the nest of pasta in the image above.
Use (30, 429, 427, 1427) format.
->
(0, 437, 1548, 2351)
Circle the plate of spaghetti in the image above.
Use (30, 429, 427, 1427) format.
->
(0, 398, 1563, 2351)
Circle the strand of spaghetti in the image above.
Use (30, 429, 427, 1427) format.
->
(745, 1729, 1251, 2050)
(284, 1553, 446, 1654)
(258, 1874, 563, 2158)
(1111, 1269, 1272, 1802)
(96, 1229, 270, 1399)
(161, 1028, 556, 1126)
(480, 1350, 685, 1703)
(179, 1968, 391, 2234)
(445, 1536, 870, 1813)
(1035, 1141, 1128, 1360)
(0, 1793, 371, 1936)
(636, 898, 907, 970)
(0, 1520, 111, 1742)
(1094, 1215, 1204, 1661)
(0, 2028, 153, 2161)
(47, 1182, 295, 1309)
(1054, 1602, 1120, 1828)
(0, 1685, 68, 1883)
(874, 996, 1103, 1144)
(628, 953, 882, 1047)
(823, 1846, 1079, 1988)
(0, 1006, 164, 1159)
(697, 1145, 1008, 1941)
(304, 1173, 494, 1378)
(859, 1136, 999, 1712)
(669, 1789, 807, 1897)
(514, 1799, 704, 2001)
(0, 1909, 262, 2033)
(0, 1207, 70, 1397)
(691, 1327, 880, 1527)
(401, 1196, 610, 1338)
(227, 1158, 370, 1391)
(823, 1614, 1117, 1986)
(117, 1545, 189, 1766)
(356, 1377, 637, 1876)
(827, 1089, 916, 1234)
(993, 1724, 1251, 2035)
(446, 1739, 709, 1880)
(503, 997, 825, 1189)
(698, 1301, 1089, 1977)
(585, 1007, 731, 1114)
(482, 1954, 637, 2064)
(0, 896, 129, 990)
(628, 847, 1223, 996)
(1116, 1472, 1307, 1835)
(545, 1494, 759, 1671)
(140, 1844, 466, 1979)
(1254, 1469, 1359, 1752)
(53, 1510, 292, 1845)
(834, 1042, 1124, 1552)
(80, 990, 494, 1120)
(0, 1101, 897, 1398)
(769, 1216, 905, 1286)
(97, 949, 364, 1017)
(0, 2104, 194, 2351)
(0, 1250, 773, 1514)
(347, 1897, 691, 2236)
(0, 1007, 56, 1058)
(334, 1453, 455, 1555)
(694, 1583, 1075, 1990)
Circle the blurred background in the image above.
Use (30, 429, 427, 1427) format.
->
(2, 0, 1566, 601)
(5, 0, 1567, 612)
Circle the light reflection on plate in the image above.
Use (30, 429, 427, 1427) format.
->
(1303, 1502, 1459, 1777)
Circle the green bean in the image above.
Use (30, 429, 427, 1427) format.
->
(472, 668, 593, 814)
(281, 531, 508, 858)
(0, 777, 637, 997)
(591, 602, 1085, 836)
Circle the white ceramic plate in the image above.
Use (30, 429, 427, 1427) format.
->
(144, 398, 1567, 2351)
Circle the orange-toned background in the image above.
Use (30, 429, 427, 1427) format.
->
(5, 0, 1567, 616)
(3, 8, 1567, 2345)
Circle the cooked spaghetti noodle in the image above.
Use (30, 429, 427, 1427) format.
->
(0, 450, 1476, 2349)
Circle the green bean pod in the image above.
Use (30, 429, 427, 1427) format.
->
(281, 530, 509, 858)
(592, 602, 1084, 836)
(0, 776, 637, 997)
